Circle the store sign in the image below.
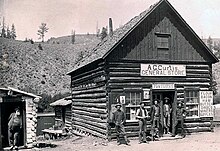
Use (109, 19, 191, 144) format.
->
(199, 91, 213, 117)
(152, 83, 175, 89)
(140, 64, 186, 76)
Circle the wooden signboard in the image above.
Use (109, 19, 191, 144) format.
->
(140, 64, 186, 76)
(199, 91, 213, 117)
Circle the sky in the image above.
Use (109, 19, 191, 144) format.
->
(0, 0, 220, 41)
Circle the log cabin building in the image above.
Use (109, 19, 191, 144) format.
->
(0, 87, 41, 149)
(67, 0, 218, 139)
(50, 96, 72, 128)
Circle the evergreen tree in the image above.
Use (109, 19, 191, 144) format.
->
(6, 26, 11, 38)
(10, 24, 16, 39)
(71, 30, 75, 44)
(37, 23, 49, 42)
(1, 17, 6, 38)
(100, 27, 107, 40)
(207, 36, 213, 50)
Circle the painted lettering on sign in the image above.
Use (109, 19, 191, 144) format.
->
(140, 64, 186, 76)
(199, 91, 213, 117)
(152, 83, 175, 89)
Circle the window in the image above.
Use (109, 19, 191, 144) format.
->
(156, 33, 170, 60)
(185, 90, 199, 117)
(157, 36, 169, 49)
(125, 91, 142, 121)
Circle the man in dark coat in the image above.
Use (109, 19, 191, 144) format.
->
(8, 107, 22, 150)
(136, 102, 149, 144)
(150, 99, 161, 140)
(112, 103, 129, 145)
(163, 97, 172, 134)
(174, 102, 186, 137)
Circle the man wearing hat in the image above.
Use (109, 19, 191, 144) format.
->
(112, 103, 129, 145)
(8, 107, 22, 150)
(163, 97, 172, 134)
(136, 102, 149, 144)
(150, 99, 161, 140)
(173, 101, 186, 137)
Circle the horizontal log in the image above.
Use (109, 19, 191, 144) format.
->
(72, 83, 106, 91)
(109, 67, 140, 72)
(72, 98, 106, 103)
(72, 112, 106, 124)
(71, 65, 105, 80)
(73, 120, 106, 135)
(185, 117, 213, 122)
(73, 116, 106, 129)
(73, 124, 106, 138)
(184, 122, 211, 128)
(72, 87, 106, 95)
(72, 71, 106, 85)
(72, 93, 106, 99)
(185, 127, 212, 133)
(72, 102, 106, 109)
(187, 69, 210, 74)
(186, 65, 210, 69)
(72, 106, 106, 114)
(72, 109, 107, 119)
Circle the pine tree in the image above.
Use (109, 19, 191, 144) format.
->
(37, 23, 49, 42)
(207, 36, 213, 50)
(100, 27, 107, 40)
(71, 30, 75, 44)
(10, 24, 16, 40)
(6, 26, 11, 38)
(1, 17, 6, 38)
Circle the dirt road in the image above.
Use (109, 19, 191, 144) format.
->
(37, 127, 220, 151)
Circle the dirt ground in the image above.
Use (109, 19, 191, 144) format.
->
(31, 127, 220, 151)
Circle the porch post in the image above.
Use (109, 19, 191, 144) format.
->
(0, 103, 2, 150)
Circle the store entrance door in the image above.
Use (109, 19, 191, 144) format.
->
(152, 91, 175, 136)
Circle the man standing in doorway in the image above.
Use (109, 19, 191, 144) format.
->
(112, 103, 130, 145)
(136, 102, 149, 144)
(150, 99, 161, 140)
(163, 97, 172, 134)
(8, 107, 22, 150)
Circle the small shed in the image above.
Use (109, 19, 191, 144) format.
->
(67, 0, 218, 139)
(0, 87, 41, 149)
(50, 96, 72, 128)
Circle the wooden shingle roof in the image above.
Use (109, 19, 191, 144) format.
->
(67, 0, 218, 75)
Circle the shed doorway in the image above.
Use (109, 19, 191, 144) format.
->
(152, 91, 175, 136)
(1, 100, 25, 148)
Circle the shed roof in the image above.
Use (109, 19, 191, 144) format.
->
(0, 87, 41, 99)
(67, 0, 218, 75)
(50, 96, 72, 106)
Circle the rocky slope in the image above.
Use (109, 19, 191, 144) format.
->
(0, 34, 101, 96)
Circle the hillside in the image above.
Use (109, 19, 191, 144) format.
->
(0, 34, 101, 96)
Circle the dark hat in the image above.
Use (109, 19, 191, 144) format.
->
(15, 107, 20, 112)
(115, 103, 122, 108)
(164, 97, 170, 100)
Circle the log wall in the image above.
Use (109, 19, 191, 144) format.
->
(71, 62, 108, 138)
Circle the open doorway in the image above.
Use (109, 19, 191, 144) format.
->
(1, 100, 25, 148)
(152, 91, 175, 136)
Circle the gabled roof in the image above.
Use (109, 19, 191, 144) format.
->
(50, 96, 72, 106)
(67, 0, 218, 75)
(0, 87, 41, 100)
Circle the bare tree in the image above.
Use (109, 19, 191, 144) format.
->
(71, 30, 75, 44)
(10, 24, 16, 40)
(37, 23, 49, 42)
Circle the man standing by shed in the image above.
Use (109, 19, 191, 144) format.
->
(8, 107, 22, 150)
(136, 102, 149, 144)
(112, 103, 130, 145)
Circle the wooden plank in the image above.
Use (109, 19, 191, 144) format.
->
(72, 98, 106, 103)
(72, 87, 106, 95)
(72, 93, 106, 99)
